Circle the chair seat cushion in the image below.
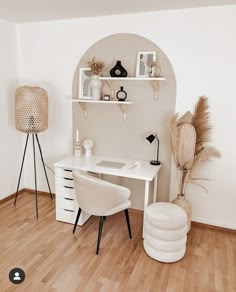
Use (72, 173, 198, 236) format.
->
(104, 200, 131, 216)
(146, 202, 187, 230)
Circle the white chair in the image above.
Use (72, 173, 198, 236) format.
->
(72, 170, 132, 254)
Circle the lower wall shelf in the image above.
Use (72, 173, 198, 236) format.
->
(72, 99, 134, 120)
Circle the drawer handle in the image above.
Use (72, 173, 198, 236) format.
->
(64, 197, 73, 201)
(64, 186, 74, 189)
(64, 177, 73, 181)
(64, 169, 72, 172)
(64, 209, 74, 212)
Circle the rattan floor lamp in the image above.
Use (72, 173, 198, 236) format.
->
(14, 86, 53, 218)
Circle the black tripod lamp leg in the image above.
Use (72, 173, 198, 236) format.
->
(14, 133, 29, 206)
(32, 134, 39, 219)
(35, 133, 53, 200)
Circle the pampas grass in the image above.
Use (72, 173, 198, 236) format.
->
(192, 96, 212, 153)
(170, 96, 220, 196)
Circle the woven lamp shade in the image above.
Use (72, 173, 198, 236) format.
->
(15, 86, 48, 134)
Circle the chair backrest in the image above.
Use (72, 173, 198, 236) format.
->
(72, 170, 130, 216)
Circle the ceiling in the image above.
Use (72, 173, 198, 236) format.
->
(0, 0, 236, 23)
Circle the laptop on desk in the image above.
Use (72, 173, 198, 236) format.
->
(96, 160, 126, 169)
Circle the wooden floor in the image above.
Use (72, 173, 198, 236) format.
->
(0, 191, 236, 292)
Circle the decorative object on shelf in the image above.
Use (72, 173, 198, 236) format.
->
(103, 94, 110, 101)
(170, 96, 221, 232)
(88, 57, 104, 75)
(116, 86, 127, 102)
(87, 57, 104, 100)
(136, 51, 156, 77)
(110, 60, 128, 77)
(79, 68, 93, 100)
(146, 132, 161, 165)
(74, 129, 81, 157)
(89, 75, 102, 100)
(83, 139, 94, 157)
(149, 62, 161, 77)
(14, 86, 53, 218)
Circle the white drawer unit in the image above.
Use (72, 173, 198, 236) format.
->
(55, 166, 91, 226)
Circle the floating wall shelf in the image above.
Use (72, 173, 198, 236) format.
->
(72, 99, 134, 120)
(99, 76, 167, 100)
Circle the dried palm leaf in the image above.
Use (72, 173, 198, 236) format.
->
(189, 181, 209, 193)
(191, 146, 221, 171)
(177, 111, 193, 126)
(177, 124, 196, 170)
(192, 96, 212, 153)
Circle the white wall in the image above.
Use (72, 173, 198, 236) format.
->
(16, 5, 236, 229)
(0, 20, 22, 199)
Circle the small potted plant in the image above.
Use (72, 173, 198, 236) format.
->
(88, 57, 104, 100)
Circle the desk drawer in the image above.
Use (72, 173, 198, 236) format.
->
(55, 167, 73, 179)
(56, 196, 77, 210)
(56, 185, 75, 199)
(55, 176, 74, 188)
(56, 208, 91, 226)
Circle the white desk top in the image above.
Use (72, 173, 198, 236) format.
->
(54, 155, 161, 181)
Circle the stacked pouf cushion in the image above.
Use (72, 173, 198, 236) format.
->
(143, 202, 187, 263)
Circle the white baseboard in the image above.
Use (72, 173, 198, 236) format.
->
(192, 216, 236, 230)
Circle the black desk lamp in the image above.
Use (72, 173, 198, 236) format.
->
(146, 132, 161, 165)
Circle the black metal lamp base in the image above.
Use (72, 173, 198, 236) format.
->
(14, 133, 53, 218)
(150, 160, 161, 165)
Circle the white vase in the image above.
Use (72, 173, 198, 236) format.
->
(90, 75, 102, 100)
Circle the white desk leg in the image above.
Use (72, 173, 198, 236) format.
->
(153, 174, 158, 203)
(143, 180, 150, 238)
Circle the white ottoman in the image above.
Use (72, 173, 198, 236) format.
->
(143, 202, 187, 263)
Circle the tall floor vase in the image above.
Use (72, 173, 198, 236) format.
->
(172, 195, 192, 233)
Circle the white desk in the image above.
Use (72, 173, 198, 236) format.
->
(54, 155, 161, 236)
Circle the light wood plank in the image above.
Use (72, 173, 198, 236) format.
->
(0, 191, 236, 291)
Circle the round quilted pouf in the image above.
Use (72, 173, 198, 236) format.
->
(144, 240, 186, 263)
(146, 202, 187, 230)
(143, 202, 187, 263)
(145, 222, 187, 241)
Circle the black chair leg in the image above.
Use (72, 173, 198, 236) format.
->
(124, 209, 132, 239)
(96, 216, 104, 255)
(73, 207, 82, 233)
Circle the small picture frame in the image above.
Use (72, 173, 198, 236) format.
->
(136, 51, 156, 77)
(78, 68, 93, 99)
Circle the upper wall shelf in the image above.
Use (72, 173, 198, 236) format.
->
(72, 99, 134, 120)
(99, 77, 166, 81)
(99, 76, 167, 100)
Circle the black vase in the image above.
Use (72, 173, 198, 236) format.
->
(116, 86, 127, 101)
(110, 61, 127, 77)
